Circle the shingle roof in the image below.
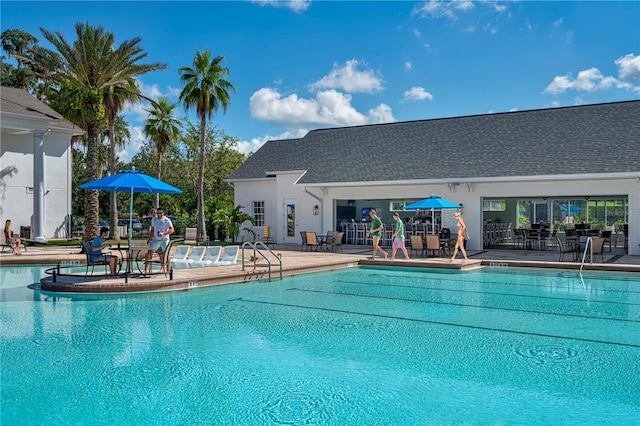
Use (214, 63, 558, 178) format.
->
(230, 100, 640, 184)
(1, 86, 79, 131)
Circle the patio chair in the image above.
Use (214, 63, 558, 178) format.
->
(184, 227, 198, 245)
(81, 241, 110, 277)
(305, 232, 324, 251)
(1, 231, 16, 253)
(555, 236, 576, 262)
(425, 235, 441, 257)
(300, 231, 308, 251)
(329, 231, 345, 252)
(439, 228, 451, 256)
(586, 237, 606, 263)
(216, 245, 240, 265)
(600, 230, 613, 252)
(146, 239, 176, 276)
(409, 235, 425, 257)
(261, 225, 275, 248)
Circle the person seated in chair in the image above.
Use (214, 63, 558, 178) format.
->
(145, 208, 174, 273)
(91, 227, 118, 274)
(4, 219, 22, 255)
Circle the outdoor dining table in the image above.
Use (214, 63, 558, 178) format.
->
(110, 245, 151, 280)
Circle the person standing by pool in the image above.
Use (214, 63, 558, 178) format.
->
(4, 219, 22, 255)
(91, 227, 118, 274)
(390, 212, 410, 260)
(146, 208, 174, 272)
(451, 212, 469, 261)
(366, 209, 388, 260)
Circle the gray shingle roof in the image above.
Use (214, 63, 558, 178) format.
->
(230, 100, 640, 184)
(1, 86, 79, 131)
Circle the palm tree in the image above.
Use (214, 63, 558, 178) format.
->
(213, 205, 255, 242)
(143, 96, 182, 208)
(179, 49, 235, 244)
(30, 22, 166, 242)
(104, 85, 137, 240)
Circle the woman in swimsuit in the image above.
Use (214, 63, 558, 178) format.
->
(4, 219, 22, 255)
(450, 212, 468, 261)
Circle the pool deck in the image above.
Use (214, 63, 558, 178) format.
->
(1, 243, 638, 294)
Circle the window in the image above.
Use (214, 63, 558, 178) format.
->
(253, 201, 265, 227)
(483, 200, 506, 211)
(389, 200, 418, 211)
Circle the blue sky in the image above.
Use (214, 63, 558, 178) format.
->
(2, 1, 639, 161)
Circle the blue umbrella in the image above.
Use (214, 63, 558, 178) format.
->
(559, 204, 583, 214)
(80, 169, 182, 246)
(404, 195, 462, 234)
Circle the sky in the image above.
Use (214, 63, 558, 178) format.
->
(2, 1, 639, 162)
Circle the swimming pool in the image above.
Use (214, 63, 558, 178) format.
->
(1, 265, 638, 424)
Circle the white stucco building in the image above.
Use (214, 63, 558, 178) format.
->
(1, 86, 83, 241)
(229, 100, 640, 255)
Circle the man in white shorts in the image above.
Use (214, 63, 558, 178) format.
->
(145, 208, 174, 273)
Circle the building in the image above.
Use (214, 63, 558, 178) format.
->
(228, 100, 640, 254)
(1, 86, 83, 241)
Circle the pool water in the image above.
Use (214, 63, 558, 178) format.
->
(1, 265, 639, 424)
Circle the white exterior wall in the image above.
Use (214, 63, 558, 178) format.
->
(234, 175, 640, 255)
(0, 131, 73, 239)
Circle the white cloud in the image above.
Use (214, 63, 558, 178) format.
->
(117, 126, 146, 163)
(412, 0, 475, 20)
(401, 86, 434, 102)
(308, 59, 384, 94)
(236, 129, 309, 155)
(615, 53, 640, 82)
(249, 0, 310, 12)
(249, 87, 394, 127)
(553, 18, 564, 27)
(543, 66, 634, 95)
(366, 104, 394, 124)
(405, 61, 413, 70)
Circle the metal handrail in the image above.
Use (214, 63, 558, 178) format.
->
(579, 236, 593, 273)
(241, 241, 282, 281)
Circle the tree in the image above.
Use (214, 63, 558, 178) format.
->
(179, 49, 235, 244)
(1, 29, 38, 90)
(143, 96, 182, 208)
(213, 205, 255, 242)
(28, 22, 166, 242)
(104, 85, 137, 240)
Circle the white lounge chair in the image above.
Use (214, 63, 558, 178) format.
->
(173, 246, 206, 268)
(216, 245, 240, 265)
(169, 245, 191, 269)
(193, 246, 222, 267)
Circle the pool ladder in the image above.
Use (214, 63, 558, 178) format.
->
(241, 241, 283, 281)
(579, 236, 594, 274)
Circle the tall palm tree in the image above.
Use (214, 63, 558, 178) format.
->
(104, 85, 137, 240)
(143, 96, 182, 208)
(179, 49, 235, 244)
(30, 22, 166, 242)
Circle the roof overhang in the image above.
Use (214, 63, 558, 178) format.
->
(299, 172, 640, 187)
(1, 111, 83, 136)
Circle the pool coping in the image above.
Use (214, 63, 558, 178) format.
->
(11, 255, 638, 295)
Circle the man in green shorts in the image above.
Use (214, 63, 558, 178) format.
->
(366, 209, 388, 260)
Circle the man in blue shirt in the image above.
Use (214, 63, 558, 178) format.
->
(91, 227, 118, 274)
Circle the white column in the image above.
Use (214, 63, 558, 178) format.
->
(32, 130, 47, 242)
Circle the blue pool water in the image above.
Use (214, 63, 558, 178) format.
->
(1, 265, 639, 425)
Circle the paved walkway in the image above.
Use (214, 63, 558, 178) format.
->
(1, 243, 638, 294)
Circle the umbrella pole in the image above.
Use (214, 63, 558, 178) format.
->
(129, 188, 133, 248)
(432, 208, 436, 234)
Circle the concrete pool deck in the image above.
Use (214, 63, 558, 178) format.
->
(1, 243, 638, 294)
